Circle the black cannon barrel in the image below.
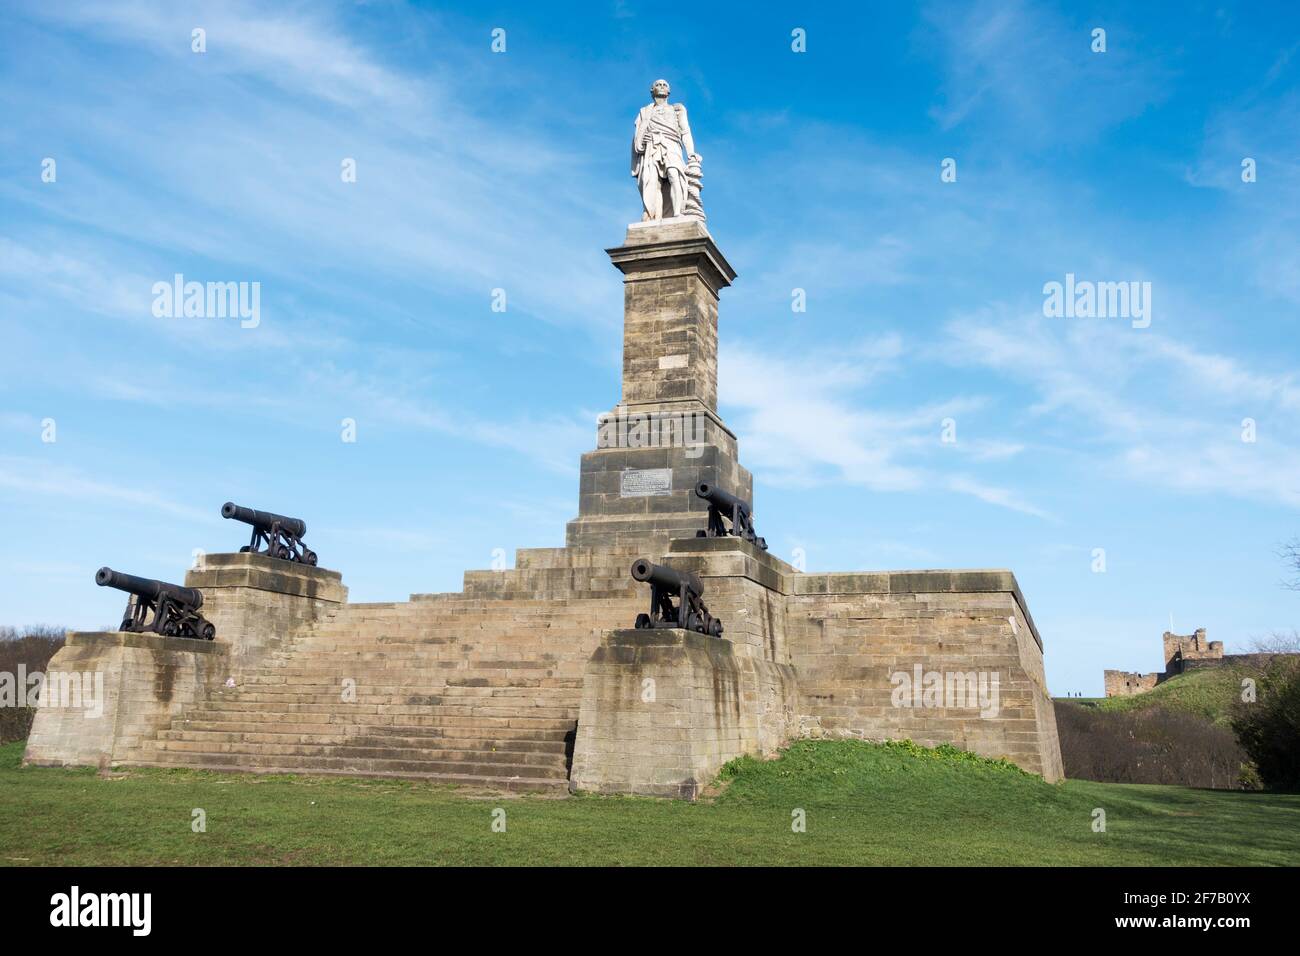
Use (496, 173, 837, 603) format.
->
(95, 567, 203, 608)
(221, 502, 307, 539)
(695, 481, 749, 514)
(630, 558, 703, 597)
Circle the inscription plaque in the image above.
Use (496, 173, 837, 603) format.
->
(620, 468, 673, 497)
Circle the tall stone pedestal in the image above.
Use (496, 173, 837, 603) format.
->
(184, 551, 347, 677)
(567, 218, 753, 549)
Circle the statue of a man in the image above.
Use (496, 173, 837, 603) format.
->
(632, 79, 700, 221)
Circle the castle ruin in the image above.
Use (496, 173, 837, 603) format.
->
(1104, 628, 1232, 697)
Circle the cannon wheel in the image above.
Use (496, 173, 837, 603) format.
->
(119, 619, 133, 633)
(274, 544, 292, 560)
(634, 613, 652, 630)
(303, 549, 318, 567)
(200, 622, 216, 641)
(239, 546, 251, 553)
(708, 618, 724, 638)
(755, 537, 768, 551)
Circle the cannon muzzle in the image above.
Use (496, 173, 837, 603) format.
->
(631, 558, 702, 597)
(221, 502, 307, 539)
(95, 567, 204, 609)
(695, 481, 748, 515)
(694, 481, 767, 551)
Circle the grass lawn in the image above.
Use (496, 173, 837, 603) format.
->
(1083, 668, 1252, 725)
(2, 739, 1297, 866)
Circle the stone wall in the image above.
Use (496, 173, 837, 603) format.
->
(1163, 628, 1223, 672)
(571, 537, 1064, 792)
(24, 631, 228, 768)
(785, 570, 1063, 781)
(1104, 669, 1160, 697)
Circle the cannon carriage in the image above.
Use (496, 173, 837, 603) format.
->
(221, 502, 317, 565)
(95, 566, 216, 641)
(630, 558, 723, 637)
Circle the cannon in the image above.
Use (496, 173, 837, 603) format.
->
(630, 558, 724, 637)
(694, 481, 767, 551)
(95, 567, 216, 640)
(221, 502, 317, 565)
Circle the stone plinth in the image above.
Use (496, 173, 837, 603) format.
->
(185, 552, 347, 676)
(610, 217, 735, 416)
(567, 220, 751, 549)
(24, 631, 228, 768)
(569, 627, 798, 799)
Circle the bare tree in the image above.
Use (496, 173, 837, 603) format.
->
(1250, 631, 1300, 654)
(1283, 537, 1300, 591)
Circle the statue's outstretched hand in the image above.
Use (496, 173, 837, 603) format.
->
(688, 153, 702, 164)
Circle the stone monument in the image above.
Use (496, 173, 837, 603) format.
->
(25, 81, 1063, 795)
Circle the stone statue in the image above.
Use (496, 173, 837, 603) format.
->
(632, 79, 705, 222)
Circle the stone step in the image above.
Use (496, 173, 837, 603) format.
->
(144, 748, 567, 782)
(191, 700, 577, 720)
(215, 686, 582, 697)
(172, 714, 577, 734)
(209, 689, 581, 707)
(213, 690, 582, 707)
(150, 738, 565, 769)
(157, 728, 569, 752)
(122, 754, 569, 792)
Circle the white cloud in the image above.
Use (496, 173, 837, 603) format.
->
(719, 337, 1048, 517)
(942, 309, 1300, 509)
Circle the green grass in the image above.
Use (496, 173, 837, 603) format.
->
(1087, 668, 1251, 725)
(2, 739, 1297, 866)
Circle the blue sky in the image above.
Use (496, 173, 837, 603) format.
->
(1, 0, 1297, 695)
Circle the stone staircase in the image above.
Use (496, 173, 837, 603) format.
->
(130, 548, 648, 792)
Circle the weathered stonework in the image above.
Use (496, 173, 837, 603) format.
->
(570, 628, 797, 799)
(570, 538, 1063, 792)
(567, 219, 747, 549)
(23, 631, 228, 768)
(1104, 669, 1160, 697)
(184, 551, 347, 678)
(1163, 628, 1223, 671)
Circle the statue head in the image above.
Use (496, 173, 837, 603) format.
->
(650, 79, 670, 100)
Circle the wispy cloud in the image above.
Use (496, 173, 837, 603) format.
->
(719, 336, 1049, 518)
(0, 456, 209, 522)
(921, 0, 1169, 140)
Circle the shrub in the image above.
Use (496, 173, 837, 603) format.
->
(1055, 699, 1253, 789)
(1231, 657, 1300, 792)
